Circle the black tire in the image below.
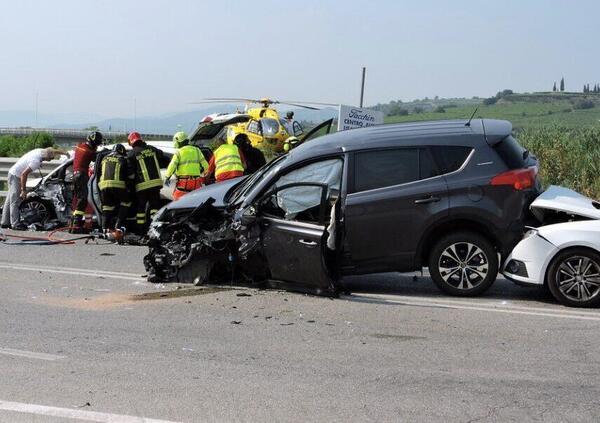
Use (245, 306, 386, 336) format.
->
(19, 198, 55, 225)
(546, 248, 600, 308)
(428, 231, 498, 296)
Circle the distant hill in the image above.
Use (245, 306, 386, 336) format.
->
(0, 105, 338, 134)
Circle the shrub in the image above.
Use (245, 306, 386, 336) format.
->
(413, 107, 424, 114)
(434, 106, 446, 113)
(483, 97, 498, 105)
(495, 89, 514, 99)
(0, 132, 54, 157)
(387, 104, 408, 116)
(572, 99, 595, 110)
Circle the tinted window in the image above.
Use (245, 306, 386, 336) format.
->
(430, 146, 472, 174)
(493, 135, 527, 169)
(354, 149, 419, 192)
(419, 148, 439, 179)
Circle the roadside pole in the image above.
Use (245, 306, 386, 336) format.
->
(359, 67, 366, 108)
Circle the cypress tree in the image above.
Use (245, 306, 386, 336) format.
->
(553, 82, 557, 92)
(560, 77, 565, 92)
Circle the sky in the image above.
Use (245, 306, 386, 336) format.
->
(1, 0, 599, 119)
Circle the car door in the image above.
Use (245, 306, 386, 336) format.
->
(295, 118, 334, 147)
(254, 158, 344, 293)
(342, 147, 449, 274)
(259, 183, 332, 293)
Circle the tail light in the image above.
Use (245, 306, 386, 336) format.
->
(490, 166, 538, 190)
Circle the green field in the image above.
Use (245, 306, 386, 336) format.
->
(384, 93, 600, 130)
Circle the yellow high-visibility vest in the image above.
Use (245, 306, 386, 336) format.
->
(214, 144, 243, 178)
(166, 145, 208, 178)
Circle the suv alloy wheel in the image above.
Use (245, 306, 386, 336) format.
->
(429, 231, 498, 296)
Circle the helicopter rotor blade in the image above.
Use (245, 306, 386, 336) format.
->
(276, 102, 321, 110)
(279, 100, 339, 107)
(189, 98, 261, 105)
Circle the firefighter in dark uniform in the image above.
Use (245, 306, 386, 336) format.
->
(97, 144, 130, 232)
(71, 131, 103, 233)
(126, 132, 167, 235)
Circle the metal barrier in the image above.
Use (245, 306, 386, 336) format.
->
(0, 157, 62, 200)
(0, 127, 170, 140)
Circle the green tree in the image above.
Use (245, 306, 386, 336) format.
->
(553, 82, 557, 92)
(560, 77, 565, 92)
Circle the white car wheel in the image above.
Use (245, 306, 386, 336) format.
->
(548, 249, 600, 307)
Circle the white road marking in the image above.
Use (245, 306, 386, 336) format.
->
(0, 400, 181, 422)
(0, 348, 64, 361)
(347, 293, 600, 321)
(0, 262, 144, 282)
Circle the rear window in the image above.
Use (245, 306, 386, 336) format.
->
(354, 149, 419, 192)
(493, 135, 527, 169)
(430, 146, 472, 174)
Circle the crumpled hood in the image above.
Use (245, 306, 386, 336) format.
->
(531, 185, 600, 221)
(164, 177, 245, 211)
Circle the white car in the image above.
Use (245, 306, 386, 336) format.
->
(503, 186, 600, 307)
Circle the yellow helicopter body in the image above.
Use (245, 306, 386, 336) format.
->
(225, 105, 302, 152)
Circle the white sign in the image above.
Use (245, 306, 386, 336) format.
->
(337, 104, 384, 131)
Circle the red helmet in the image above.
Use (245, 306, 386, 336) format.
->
(128, 131, 142, 145)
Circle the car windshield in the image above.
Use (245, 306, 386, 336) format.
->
(227, 155, 288, 205)
(261, 118, 280, 136)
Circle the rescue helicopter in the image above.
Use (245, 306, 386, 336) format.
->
(189, 98, 337, 152)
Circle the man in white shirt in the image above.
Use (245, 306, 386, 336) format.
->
(1, 147, 68, 229)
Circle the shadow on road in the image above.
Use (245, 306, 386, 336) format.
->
(341, 272, 557, 304)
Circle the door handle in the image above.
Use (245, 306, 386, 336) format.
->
(299, 239, 318, 247)
(414, 195, 440, 204)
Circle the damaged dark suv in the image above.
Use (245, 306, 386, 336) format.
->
(145, 119, 540, 297)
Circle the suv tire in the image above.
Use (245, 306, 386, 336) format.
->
(546, 248, 600, 308)
(429, 231, 498, 296)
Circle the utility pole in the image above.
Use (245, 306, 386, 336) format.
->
(133, 97, 137, 130)
(35, 91, 39, 127)
(359, 67, 366, 108)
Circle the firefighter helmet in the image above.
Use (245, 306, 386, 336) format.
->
(112, 143, 126, 155)
(87, 131, 104, 147)
(128, 131, 142, 146)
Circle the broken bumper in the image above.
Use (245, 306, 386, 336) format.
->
(502, 230, 558, 286)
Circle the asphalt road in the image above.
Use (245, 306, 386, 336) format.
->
(1, 231, 599, 422)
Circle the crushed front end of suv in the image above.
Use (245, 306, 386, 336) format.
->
(144, 119, 541, 297)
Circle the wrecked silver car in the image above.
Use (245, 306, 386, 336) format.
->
(21, 142, 181, 229)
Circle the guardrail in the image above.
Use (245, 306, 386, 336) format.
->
(0, 127, 171, 140)
(0, 157, 62, 200)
